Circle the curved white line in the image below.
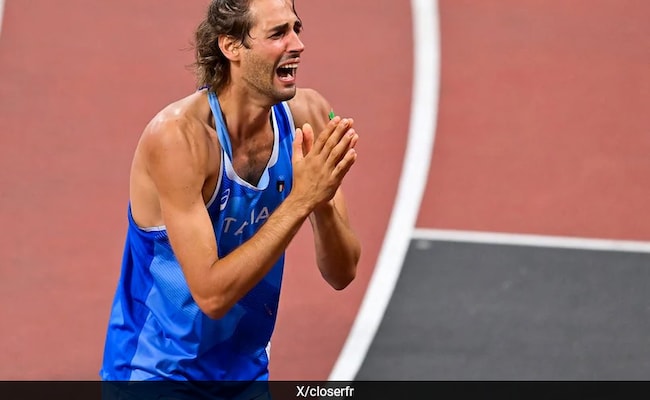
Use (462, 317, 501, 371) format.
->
(328, 0, 441, 381)
(413, 228, 650, 253)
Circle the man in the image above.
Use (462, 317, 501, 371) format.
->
(100, 0, 360, 398)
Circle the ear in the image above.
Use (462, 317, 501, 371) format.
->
(218, 35, 242, 61)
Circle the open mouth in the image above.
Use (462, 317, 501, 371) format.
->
(276, 63, 298, 82)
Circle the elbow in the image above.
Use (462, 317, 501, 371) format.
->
(330, 272, 355, 291)
(325, 260, 358, 291)
(331, 247, 360, 290)
(195, 294, 232, 320)
(190, 272, 238, 320)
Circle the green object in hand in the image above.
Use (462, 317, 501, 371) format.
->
(328, 109, 335, 120)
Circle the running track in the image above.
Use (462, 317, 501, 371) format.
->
(0, 0, 649, 381)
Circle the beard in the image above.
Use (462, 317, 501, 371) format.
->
(241, 51, 297, 104)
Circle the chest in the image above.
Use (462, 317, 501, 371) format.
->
(230, 130, 274, 186)
(210, 138, 293, 249)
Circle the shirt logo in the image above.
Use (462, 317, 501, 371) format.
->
(223, 206, 270, 236)
(277, 175, 286, 192)
(219, 188, 230, 211)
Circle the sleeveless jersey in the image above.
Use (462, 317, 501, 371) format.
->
(100, 91, 295, 383)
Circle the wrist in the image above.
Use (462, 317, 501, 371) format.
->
(311, 199, 336, 221)
(282, 194, 314, 221)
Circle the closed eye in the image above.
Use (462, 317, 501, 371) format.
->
(268, 21, 303, 39)
(294, 20, 303, 35)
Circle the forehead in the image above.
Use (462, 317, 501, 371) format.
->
(249, 0, 298, 29)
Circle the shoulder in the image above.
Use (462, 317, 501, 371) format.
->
(287, 87, 331, 130)
(139, 91, 214, 168)
(143, 92, 212, 149)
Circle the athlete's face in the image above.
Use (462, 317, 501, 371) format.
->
(240, 0, 304, 103)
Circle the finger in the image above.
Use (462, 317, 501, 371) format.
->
(322, 118, 354, 155)
(292, 127, 304, 163)
(349, 132, 359, 149)
(312, 116, 342, 154)
(325, 128, 358, 168)
(301, 123, 315, 155)
(331, 147, 358, 181)
(344, 126, 359, 149)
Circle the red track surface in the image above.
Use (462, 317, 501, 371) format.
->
(422, 0, 650, 241)
(1, 0, 648, 381)
(0, 0, 410, 380)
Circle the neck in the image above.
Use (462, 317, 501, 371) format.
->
(216, 84, 274, 140)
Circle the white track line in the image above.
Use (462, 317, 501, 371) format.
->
(0, 0, 5, 37)
(413, 228, 650, 253)
(328, 0, 440, 381)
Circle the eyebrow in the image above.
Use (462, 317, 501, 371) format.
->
(268, 19, 302, 34)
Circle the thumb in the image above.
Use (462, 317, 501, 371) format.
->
(301, 123, 314, 155)
(292, 127, 304, 163)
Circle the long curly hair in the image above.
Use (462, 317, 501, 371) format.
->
(191, 0, 255, 93)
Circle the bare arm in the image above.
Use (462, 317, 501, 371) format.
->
(144, 107, 356, 318)
(289, 88, 361, 290)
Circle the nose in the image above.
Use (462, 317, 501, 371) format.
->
(288, 30, 305, 53)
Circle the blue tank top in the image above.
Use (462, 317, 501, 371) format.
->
(100, 92, 295, 383)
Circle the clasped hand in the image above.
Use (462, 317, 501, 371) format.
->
(291, 116, 359, 210)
